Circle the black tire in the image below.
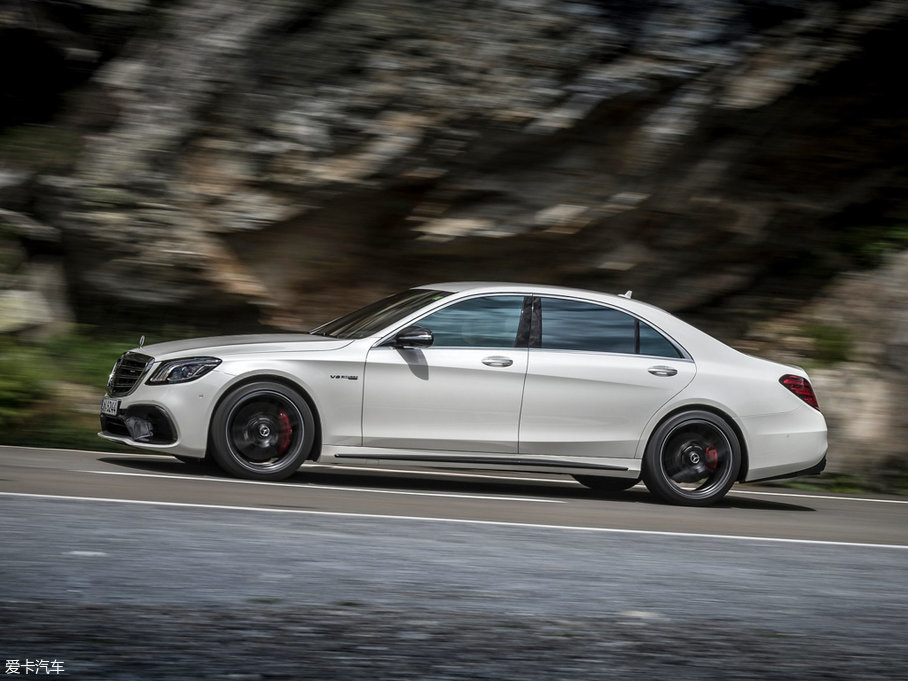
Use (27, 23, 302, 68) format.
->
(573, 475, 639, 493)
(642, 410, 741, 506)
(209, 381, 315, 481)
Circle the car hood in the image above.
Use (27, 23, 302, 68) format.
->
(132, 334, 354, 359)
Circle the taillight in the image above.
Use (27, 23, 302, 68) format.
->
(780, 374, 820, 411)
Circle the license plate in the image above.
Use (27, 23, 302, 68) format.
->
(100, 397, 120, 417)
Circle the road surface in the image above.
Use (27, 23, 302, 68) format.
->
(1, 446, 906, 679)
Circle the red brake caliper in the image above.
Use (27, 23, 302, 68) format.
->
(277, 410, 292, 454)
(705, 446, 719, 471)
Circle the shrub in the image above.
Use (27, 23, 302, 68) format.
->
(805, 323, 853, 366)
(0, 337, 47, 431)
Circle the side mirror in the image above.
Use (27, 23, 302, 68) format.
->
(393, 325, 434, 348)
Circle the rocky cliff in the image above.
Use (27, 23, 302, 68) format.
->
(2, 0, 907, 482)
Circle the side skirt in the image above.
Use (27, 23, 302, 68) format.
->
(329, 451, 630, 473)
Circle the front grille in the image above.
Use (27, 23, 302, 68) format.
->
(107, 352, 153, 396)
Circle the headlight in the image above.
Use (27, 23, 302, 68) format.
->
(147, 357, 221, 385)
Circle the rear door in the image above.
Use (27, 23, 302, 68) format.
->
(518, 296, 695, 458)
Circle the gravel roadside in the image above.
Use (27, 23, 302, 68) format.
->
(4, 599, 906, 680)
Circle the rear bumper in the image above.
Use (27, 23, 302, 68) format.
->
(747, 453, 827, 484)
(739, 405, 827, 483)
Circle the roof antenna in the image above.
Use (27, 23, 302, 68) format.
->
(619, 290, 633, 299)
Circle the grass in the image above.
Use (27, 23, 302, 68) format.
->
(0, 329, 135, 450)
(0, 323, 246, 452)
(766, 473, 869, 495)
(40, 329, 135, 386)
(0, 337, 48, 432)
(767, 470, 908, 497)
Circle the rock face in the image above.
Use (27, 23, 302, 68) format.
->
(2, 0, 903, 327)
(2, 1, 908, 481)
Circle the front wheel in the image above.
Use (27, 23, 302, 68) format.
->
(642, 410, 741, 506)
(209, 381, 315, 481)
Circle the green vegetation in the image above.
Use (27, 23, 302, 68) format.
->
(0, 337, 48, 432)
(877, 457, 908, 498)
(804, 323, 853, 367)
(767, 464, 908, 498)
(767, 473, 869, 495)
(40, 330, 133, 386)
(844, 224, 908, 268)
(0, 329, 132, 451)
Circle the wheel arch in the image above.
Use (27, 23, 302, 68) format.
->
(207, 373, 323, 462)
(647, 404, 749, 482)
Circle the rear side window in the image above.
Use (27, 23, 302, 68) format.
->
(638, 322, 682, 358)
(539, 297, 682, 358)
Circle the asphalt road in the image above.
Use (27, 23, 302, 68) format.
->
(1, 445, 907, 680)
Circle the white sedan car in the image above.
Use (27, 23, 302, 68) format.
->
(100, 282, 827, 506)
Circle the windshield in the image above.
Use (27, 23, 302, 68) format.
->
(311, 288, 452, 339)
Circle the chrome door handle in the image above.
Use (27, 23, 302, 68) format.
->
(482, 356, 514, 367)
(648, 365, 678, 377)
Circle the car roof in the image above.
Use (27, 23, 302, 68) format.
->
(419, 281, 626, 300)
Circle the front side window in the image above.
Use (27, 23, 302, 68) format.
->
(539, 297, 681, 358)
(415, 296, 526, 348)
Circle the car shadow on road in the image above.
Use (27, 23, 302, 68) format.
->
(100, 455, 816, 512)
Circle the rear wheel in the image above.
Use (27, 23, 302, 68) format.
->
(210, 381, 315, 481)
(573, 476, 639, 494)
(642, 410, 740, 506)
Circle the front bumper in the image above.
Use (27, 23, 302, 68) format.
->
(98, 369, 230, 458)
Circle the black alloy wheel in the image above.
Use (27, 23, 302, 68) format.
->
(642, 410, 741, 506)
(210, 381, 315, 481)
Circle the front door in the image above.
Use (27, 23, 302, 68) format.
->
(362, 295, 528, 453)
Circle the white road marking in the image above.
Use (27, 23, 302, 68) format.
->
(2, 491, 906, 551)
(65, 551, 108, 557)
(77, 469, 564, 504)
(4, 445, 906, 505)
(728, 489, 908, 505)
(90, 462, 908, 505)
(619, 610, 666, 621)
(326, 467, 908, 505)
